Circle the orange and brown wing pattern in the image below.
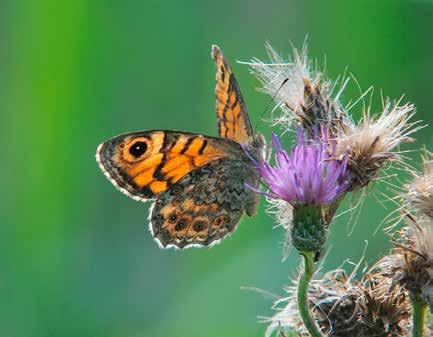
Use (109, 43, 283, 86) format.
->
(96, 130, 241, 201)
(212, 45, 253, 144)
(149, 154, 256, 248)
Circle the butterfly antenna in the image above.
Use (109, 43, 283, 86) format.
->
(254, 78, 289, 131)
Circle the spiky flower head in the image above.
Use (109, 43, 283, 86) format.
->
(253, 129, 349, 206)
(337, 100, 417, 190)
(377, 154, 433, 310)
(246, 42, 345, 135)
(246, 42, 419, 193)
(403, 151, 433, 218)
(250, 128, 350, 253)
(264, 267, 412, 337)
(377, 220, 433, 311)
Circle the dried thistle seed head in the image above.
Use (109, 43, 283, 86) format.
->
(376, 152, 433, 307)
(264, 269, 348, 337)
(299, 77, 343, 136)
(315, 272, 411, 337)
(336, 100, 417, 191)
(375, 220, 433, 309)
(357, 273, 412, 337)
(246, 42, 346, 133)
(404, 151, 433, 218)
(264, 267, 411, 337)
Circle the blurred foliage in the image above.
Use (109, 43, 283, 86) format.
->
(1, 0, 432, 337)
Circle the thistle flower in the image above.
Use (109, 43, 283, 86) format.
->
(265, 267, 413, 337)
(253, 129, 349, 206)
(246, 43, 419, 192)
(250, 128, 350, 253)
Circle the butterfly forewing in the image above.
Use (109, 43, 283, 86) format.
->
(212, 45, 254, 144)
(96, 130, 244, 201)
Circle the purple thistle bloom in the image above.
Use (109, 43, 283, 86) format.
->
(251, 128, 350, 206)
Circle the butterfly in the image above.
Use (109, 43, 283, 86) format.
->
(96, 45, 265, 249)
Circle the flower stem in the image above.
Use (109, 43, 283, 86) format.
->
(297, 251, 325, 337)
(412, 296, 427, 337)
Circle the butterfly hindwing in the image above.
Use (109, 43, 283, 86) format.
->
(212, 45, 254, 144)
(150, 157, 259, 248)
(96, 130, 250, 201)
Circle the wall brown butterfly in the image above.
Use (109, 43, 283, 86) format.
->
(96, 45, 265, 249)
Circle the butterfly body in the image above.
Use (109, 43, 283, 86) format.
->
(97, 45, 265, 248)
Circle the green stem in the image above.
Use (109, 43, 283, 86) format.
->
(297, 251, 325, 337)
(412, 296, 427, 337)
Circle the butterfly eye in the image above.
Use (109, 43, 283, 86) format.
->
(129, 141, 147, 157)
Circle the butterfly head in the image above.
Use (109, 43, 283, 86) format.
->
(246, 133, 267, 164)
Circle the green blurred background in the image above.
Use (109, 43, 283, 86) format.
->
(2, 1, 432, 336)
